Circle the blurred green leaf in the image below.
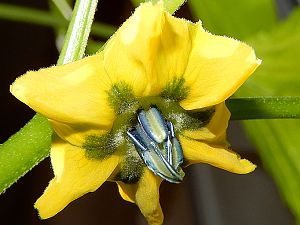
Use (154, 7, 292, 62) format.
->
(131, 0, 185, 14)
(245, 8, 300, 96)
(239, 8, 300, 222)
(189, 0, 277, 39)
(190, 1, 300, 222)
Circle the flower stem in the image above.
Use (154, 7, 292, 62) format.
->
(0, 115, 52, 194)
(57, 0, 98, 64)
(227, 97, 300, 120)
(0, 0, 99, 194)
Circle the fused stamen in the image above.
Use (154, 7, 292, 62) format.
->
(127, 107, 185, 183)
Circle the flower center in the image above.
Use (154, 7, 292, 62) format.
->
(83, 93, 215, 184)
(127, 107, 185, 183)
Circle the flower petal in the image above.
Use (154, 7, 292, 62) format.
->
(49, 119, 107, 147)
(182, 103, 230, 144)
(103, 2, 163, 96)
(151, 10, 193, 96)
(103, 2, 193, 97)
(116, 170, 163, 225)
(179, 135, 256, 174)
(10, 53, 115, 145)
(180, 22, 261, 109)
(35, 139, 119, 219)
(116, 181, 135, 203)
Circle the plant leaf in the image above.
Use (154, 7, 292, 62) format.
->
(131, 0, 186, 14)
(190, 1, 300, 222)
(239, 8, 300, 222)
(189, 0, 277, 39)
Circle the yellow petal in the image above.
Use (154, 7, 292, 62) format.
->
(179, 135, 256, 174)
(35, 139, 119, 219)
(49, 119, 107, 147)
(11, 53, 115, 145)
(103, 2, 163, 96)
(180, 22, 261, 109)
(182, 103, 230, 144)
(152, 10, 193, 95)
(103, 2, 192, 97)
(116, 170, 163, 225)
(117, 181, 135, 203)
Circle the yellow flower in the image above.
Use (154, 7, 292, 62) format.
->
(10, 2, 260, 225)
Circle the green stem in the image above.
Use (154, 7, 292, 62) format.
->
(227, 97, 300, 120)
(0, 115, 52, 194)
(53, 0, 116, 38)
(57, 0, 98, 64)
(0, 3, 116, 38)
(0, 0, 99, 194)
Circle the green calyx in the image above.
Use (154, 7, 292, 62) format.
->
(83, 81, 214, 184)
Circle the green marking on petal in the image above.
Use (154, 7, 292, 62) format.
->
(107, 82, 139, 114)
(116, 141, 145, 184)
(161, 77, 189, 102)
(83, 112, 137, 160)
(83, 133, 123, 159)
(165, 107, 215, 132)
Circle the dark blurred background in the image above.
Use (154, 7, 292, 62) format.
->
(0, 0, 297, 224)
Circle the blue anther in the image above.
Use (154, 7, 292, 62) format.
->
(127, 107, 185, 183)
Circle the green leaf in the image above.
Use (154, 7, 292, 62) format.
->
(188, 0, 277, 40)
(190, 1, 300, 223)
(0, 0, 99, 194)
(238, 8, 300, 223)
(244, 8, 300, 96)
(131, 0, 186, 14)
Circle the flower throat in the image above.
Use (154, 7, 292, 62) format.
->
(83, 82, 214, 184)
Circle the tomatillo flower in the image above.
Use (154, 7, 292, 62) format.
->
(10, 2, 260, 225)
